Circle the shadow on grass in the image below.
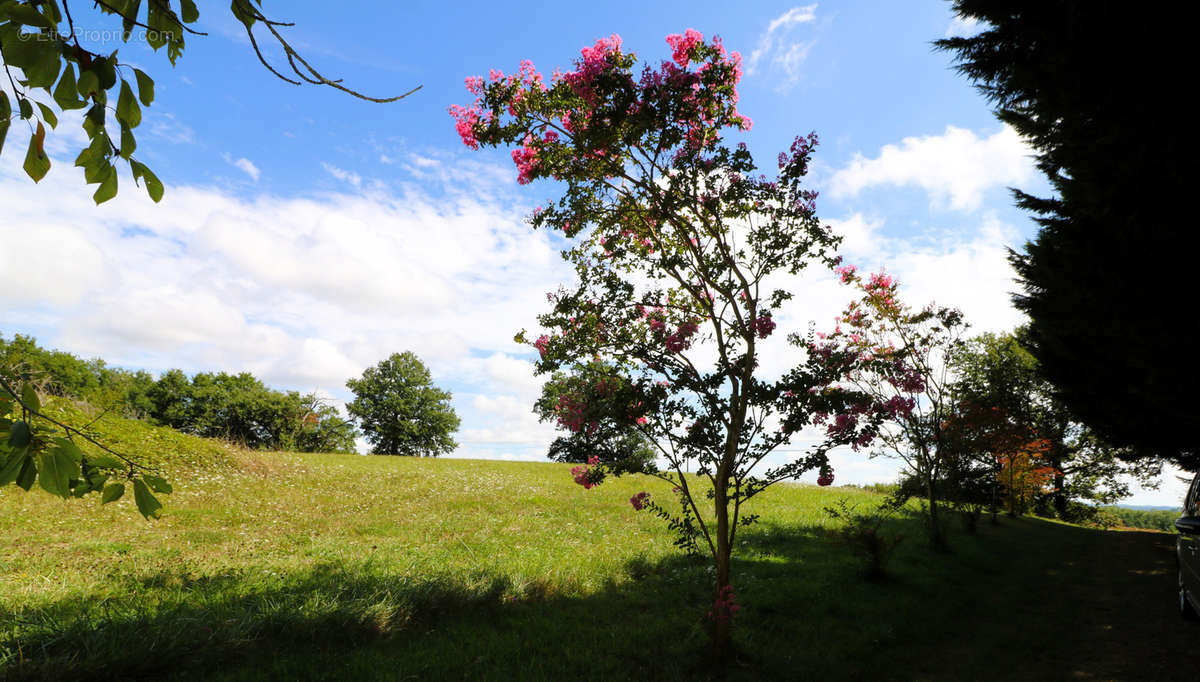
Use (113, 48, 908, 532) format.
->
(2, 513, 1195, 681)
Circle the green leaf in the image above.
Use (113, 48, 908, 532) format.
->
(0, 91, 10, 155)
(2, 3, 56, 28)
(15, 457, 36, 490)
(116, 80, 141, 128)
(142, 474, 172, 494)
(52, 65, 84, 110)
(18, 97, 32, 119)
(119, 121, 136, 159)
(21, 383, 40, 414)
(37, 446, 81, 498)
(130, 160, 164, 202)
(83, 102, 105, 136)
(180, 0, 199, 23)
(23, 43, 61, 90)
(133, 478, 162, 519)
(0, 451, 29, 487)
(23, 122, 50, 182)
(132, 67, 155, 106)
(53, 438, 84, 463)
(93, 168, 118, 204)
(76, 69, 99, 98)
(35, 102, 57, 129)
(101, 482, 125, 504)
(96, 57, 117, 90)
(84, 160, 113, 186)
(7, 421, 31, 448)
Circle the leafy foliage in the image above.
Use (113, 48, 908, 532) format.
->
(1, 377, 169, 518)
(0, 0, 418, 202)
(1, 333, 359, 454)
(345, 352, 460, 457)
(950, 330, 1160, 514)
(534, 361, 657, 474)
(805, 266, 968, 547)
(936, 2, 1194, 469)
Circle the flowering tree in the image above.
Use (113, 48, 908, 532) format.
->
(804, 266, 968, 548)
(451, 30, 881, 654)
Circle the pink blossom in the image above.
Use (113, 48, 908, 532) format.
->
(665, 28, 703, 68)
(630, 491, 650, 510)
(534, 334, 551, 358)
(512, 134, 540, 184)
(752, 314, 776, 339)
(834, 264, 858, 284)
(448, 104, 482, 149)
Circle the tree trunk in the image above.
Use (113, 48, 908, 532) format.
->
(712, 471, 732, 659)
(925, 475, 945, 549)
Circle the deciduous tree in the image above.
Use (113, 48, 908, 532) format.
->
(345, 352, 460, 457)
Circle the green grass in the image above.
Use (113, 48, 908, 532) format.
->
(1, 410, 1195, 680)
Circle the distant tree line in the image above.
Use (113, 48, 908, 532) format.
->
(0, 333, 358, 453)
(1096, 507, 1178, 533)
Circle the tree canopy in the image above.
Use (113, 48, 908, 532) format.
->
(534, 361, 657, 474)
(936, 1, 1194, 469)
(345, 352, 460, 457)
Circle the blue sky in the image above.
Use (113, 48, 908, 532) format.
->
(1, 2, 1182, 505)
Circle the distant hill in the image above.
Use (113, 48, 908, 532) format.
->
(1117, 504, 1179, 512)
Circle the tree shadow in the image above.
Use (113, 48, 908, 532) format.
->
(1, 515, 1195, 681)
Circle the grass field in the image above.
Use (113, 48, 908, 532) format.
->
(1, 408, 1196, 680)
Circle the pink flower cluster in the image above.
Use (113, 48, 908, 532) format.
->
(555, 393, 596, 434)
(817, 471, 835, 487)
(448, 104, 482, 150)
(752, 314, 776, 339)
(630, 491, 650, 510)
(563, 34, 623, 105)
(512, 134, 539, 185)
(882, 395, 916, 417)
(665, 28, 703, 68)
(534, 334, 551, 358)
(665, 319, 700, 353)
(834, 264, 858, 284)
(571, 455, 602, 489)
(708, 584, 741, 624)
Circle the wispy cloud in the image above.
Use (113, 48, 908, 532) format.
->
(747, 4, 819, 89)
(222, 153, 261, 182)
(322, 162, 362, 188)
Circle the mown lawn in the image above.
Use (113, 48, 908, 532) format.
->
(1, 411, 1196, 680)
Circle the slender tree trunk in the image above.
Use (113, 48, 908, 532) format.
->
(713, 468, 732, 659)
(925, 475, 945, 549)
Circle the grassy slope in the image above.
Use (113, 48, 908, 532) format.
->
(1, 409, 1196, 680)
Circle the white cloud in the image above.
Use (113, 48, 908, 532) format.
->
(829, 125, 1035, 211)
(0, 149, 568, 410)
(747, 5, 819, 88)
(322, 162, 362, 188)
(222, 153, 261, 181)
